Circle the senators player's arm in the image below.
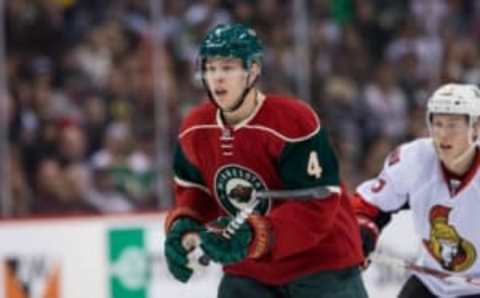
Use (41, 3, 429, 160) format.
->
(352, 147, 412, 258)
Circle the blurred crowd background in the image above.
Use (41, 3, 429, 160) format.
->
(4, 0, 480, 217)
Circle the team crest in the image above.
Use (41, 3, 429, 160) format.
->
(423, 205, 476, 272)
(387, 147, 401, 166)
(214, 164, 271, 216)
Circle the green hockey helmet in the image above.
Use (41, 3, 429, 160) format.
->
(199, 23, 263, 69)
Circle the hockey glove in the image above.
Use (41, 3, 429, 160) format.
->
(199, 215, 271, 264)
(357, 216, 379, 268)
(164, 217, 204, 282)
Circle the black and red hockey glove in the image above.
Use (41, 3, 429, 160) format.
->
(357, 215, 380, 268)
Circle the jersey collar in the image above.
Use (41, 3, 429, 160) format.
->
(440, 148, 480, 197)
(215, 93, 266, 131)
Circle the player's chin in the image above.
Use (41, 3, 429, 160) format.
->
(214, 98, 231, 109)
(435, 148, 450, 160)
(438, 152, 456, 165)
(218, 102, 237, 112)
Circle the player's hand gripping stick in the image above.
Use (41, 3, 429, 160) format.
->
(184, 186, 338, 268)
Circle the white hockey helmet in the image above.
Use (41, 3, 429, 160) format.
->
(427, 83, 480, 119)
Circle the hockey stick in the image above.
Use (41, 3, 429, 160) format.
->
(250, 186, 337, 200)
(370, 253, 480, 288)
(185, 185, 339, 268)
(221, 185, 338, 239)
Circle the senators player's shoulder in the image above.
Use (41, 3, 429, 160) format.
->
(254, 95, 321, 141)
(383, 138, 436, 184)
(387, 138, 435, 167)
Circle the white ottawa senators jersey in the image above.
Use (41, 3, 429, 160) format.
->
(357, 138, 480, 297)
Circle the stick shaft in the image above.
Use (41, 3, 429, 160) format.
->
(255, 186, 339, 200)
(190, 185, 338, 266)
(370, 253, 480, 288)
(223, 185, 337, 238)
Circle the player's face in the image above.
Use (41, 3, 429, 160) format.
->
(430, 114, 471, 165)
(203, 58, 249, 111)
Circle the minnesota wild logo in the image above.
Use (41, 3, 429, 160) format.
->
(214, 164, 271, 216)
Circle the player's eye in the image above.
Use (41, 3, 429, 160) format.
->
(205, 65, 216, 72)
(222, 65, 234, 72)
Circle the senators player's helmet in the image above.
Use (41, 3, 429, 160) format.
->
(427, 83, 480, 120)
(199, 23, 263, 69)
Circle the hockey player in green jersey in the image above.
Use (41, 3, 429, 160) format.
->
(164, 23, 368, 298)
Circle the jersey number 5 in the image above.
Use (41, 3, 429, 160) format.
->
(307, 151, 323, 179)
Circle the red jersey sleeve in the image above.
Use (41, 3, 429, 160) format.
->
(267, 189, 344, 259)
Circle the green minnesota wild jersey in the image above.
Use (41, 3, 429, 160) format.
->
(168, 95, 363, 285)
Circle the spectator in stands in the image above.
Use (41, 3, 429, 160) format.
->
(5, 0, 480, 215)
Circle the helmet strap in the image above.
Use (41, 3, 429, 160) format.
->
(451, 116, 479, 167)
(225, 71, 258, 113)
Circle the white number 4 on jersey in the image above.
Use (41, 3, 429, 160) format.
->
(307, 151, 323, 179)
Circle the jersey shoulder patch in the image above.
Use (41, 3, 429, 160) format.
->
(387, 146, 401, 166)
(383, 138, 436, 187)
(251, 95, 320, 141)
